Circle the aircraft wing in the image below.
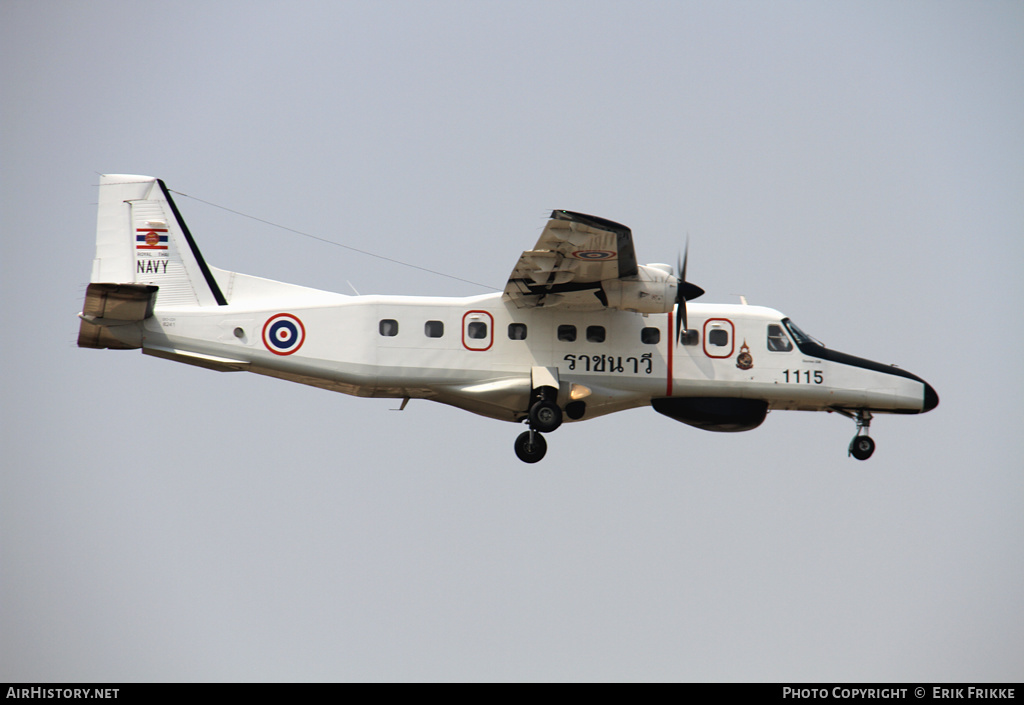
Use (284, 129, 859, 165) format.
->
(502, 210, 639, 310)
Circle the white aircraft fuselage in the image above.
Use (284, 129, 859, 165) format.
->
(79, 175, 937, 462)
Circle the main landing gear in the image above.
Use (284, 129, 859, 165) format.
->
(514, 389, 564, 463)
(528, 399, 562, 433)
(514, 428, 548, 463)
(841, 409, 876, 461)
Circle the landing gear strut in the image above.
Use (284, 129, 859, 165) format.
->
(842, 410, 875, 460)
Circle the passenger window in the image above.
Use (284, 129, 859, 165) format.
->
(425, 320, 444, 338)
(641, 327, 660, 344)
(557, 325, 577, 342)
(709, 329, 729, 347)
(379, 319, 398, 336)
(586, 326, 606, 343)
(767, 324, 792, 352)
(467, 321, 488, 339)
(508, 323, 527, 340)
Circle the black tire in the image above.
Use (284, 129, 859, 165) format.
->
(514, 430, 547, 463)
(849, 435, 876, 461)
(528, 400, 563, 433)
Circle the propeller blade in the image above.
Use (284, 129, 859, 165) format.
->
(674, 241, 704, 345)
(676, 251, 685, 344)
(676, 295, 686, 344)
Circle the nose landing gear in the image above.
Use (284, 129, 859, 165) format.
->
(842, 409, 875, 460)
(849, 434, 876, 460)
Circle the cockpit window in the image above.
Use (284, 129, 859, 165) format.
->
(767, 324, 793, 352)
(782, 318, 821, 347)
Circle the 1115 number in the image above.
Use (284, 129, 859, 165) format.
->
(783, 370, 823, 384)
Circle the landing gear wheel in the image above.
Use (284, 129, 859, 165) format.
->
(849, 435, 876, 461)
(514, 430, 547, 463)
(839, 409, 876, 460)
(528, 400, 563, 433)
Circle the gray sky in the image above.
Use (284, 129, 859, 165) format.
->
(2, 0, 1022, 682)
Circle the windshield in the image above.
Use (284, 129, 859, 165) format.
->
(782, 318, 824, 348)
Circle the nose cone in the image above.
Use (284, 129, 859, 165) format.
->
(923, 382, 940, 413)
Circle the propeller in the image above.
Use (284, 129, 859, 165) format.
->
(675, 241, 705, 344)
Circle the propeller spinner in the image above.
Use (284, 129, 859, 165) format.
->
(675, 242, 705, 344)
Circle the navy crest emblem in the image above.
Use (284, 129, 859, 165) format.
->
(736, 340, 754, 370)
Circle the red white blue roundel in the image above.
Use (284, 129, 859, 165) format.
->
(570, 250, 616, 260)
(262, 313, 306, 355)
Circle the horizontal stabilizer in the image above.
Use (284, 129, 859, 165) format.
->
(77, 283, 158, 349)
(80, 283, 158, 323)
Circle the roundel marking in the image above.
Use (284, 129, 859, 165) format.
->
(570, 250, 616, 261)
(262, 313, 306, 355)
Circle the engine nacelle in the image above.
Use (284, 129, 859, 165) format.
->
(602, 264, 678, 314)
(652, 397, 769, 432)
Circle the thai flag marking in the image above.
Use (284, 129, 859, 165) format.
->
(136, 228, 169, 250)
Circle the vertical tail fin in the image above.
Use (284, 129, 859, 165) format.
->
(90, 174, 227, 306)
(79, 174, 227, 349)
